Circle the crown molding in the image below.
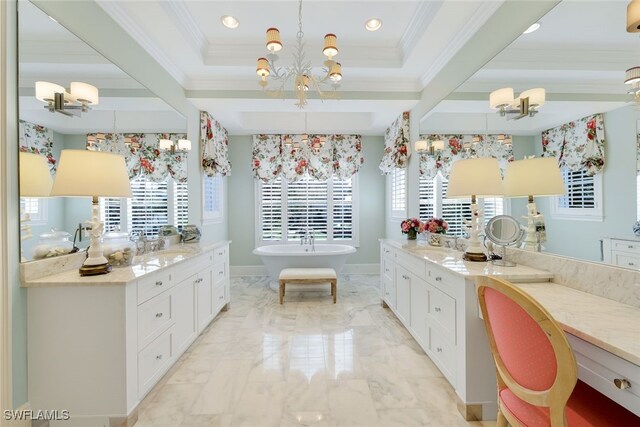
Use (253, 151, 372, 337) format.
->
(397, 1, 442, 60)
(486, 47, 638, 71)
(160, 0, 207, 58)
(185, 88, 422, 101)
(419, 0, 505, 88)
(95, 0, 187, 86)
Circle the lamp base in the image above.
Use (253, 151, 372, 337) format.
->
(79, 263, 112, 276)
(463, 251, 487, 262)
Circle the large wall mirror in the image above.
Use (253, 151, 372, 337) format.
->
(18, 0, 187, 262)
(419, 0, 640, 269)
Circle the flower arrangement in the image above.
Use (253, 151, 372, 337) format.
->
(401, 218, 422, 240)
(420, 217, 449, 235)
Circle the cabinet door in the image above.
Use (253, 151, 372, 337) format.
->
(410, 277, 428, 346)
(196, 267, 214, 333)
(395, 266, 411, 326)
(173, 278, 197, 355)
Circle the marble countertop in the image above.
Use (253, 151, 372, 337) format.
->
(381, 238, 553, 282)
(21, 241, 230, 288)
(514, 282, 640, 366)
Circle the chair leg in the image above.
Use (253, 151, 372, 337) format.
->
(332, 280, 337, 303)
(496, 408, 508, 427)
(279, 280, 284, 304)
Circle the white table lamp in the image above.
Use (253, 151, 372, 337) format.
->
(19, 153, 54, 258)
(50, 150, 132, 276)
(447, 157, 504, 262)
(504, 157, 565, 251)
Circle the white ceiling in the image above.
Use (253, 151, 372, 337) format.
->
(422, 0, 639, 135)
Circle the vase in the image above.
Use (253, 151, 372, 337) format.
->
(429, 233, 442, 247)
(407, 229, 417, 240)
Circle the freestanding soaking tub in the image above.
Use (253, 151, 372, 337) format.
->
(253, 244, 356, 281)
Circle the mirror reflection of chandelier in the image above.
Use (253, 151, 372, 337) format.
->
(255, 0, 343, 109)
(283, 113, 326, 153)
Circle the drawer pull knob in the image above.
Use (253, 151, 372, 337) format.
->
(629, 245, 634, 249)
(219, 295, 224, 300)
(385, 268, 389, 272)
(435, 277, 442, 282)
(629, 262, 635, 266)
(434, 307, 441, 313)
(402, 274, 409, 280)
(613, 378, 631, 390)
(219, 271, 224, 275)
(156, 355, 163, 360)
(155, 281, 163, 286)
(155, 312, 163, 318)
(436, 347, 443, 353)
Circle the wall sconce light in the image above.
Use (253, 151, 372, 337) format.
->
(414, 140, 428, 153)
(490, 87, 545, 120)
(35, 81, 99, 117)
(159, 138, 192, 154)
(415, 139, 444, 155)
(496, 134, 513, 146)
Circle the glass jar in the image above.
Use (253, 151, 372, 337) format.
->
(102, 231, 136, 267)
(32, 230, 73, 260)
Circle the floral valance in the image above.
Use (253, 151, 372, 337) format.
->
(19, 120, 57, 173)
(379, 111, 410, 174)
(86, 132, 188, 183)
(542, 113, 605, 176)
(418, 134, 514, 179)
(252, 134, 363, 183)
(200, 111, 232, 177)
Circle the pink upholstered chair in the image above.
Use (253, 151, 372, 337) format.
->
(476, 276, 640, 427)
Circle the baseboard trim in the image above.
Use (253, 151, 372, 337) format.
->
(230, 264, 380, 277)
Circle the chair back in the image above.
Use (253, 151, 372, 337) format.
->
(476, 276, 578, 425)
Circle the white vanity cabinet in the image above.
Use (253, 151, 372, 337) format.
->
(25, 241, 231, 426)
(602, 237, 640, 269)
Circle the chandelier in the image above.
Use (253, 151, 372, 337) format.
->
(255, 0, 342, 109)
(625, 67, 640, 103)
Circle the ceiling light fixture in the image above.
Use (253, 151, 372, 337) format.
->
(625, 66, 640, 101)
(35, 81, 99, 117)
(159, 138, 192, 154)
(489, 87, 545, 120)
(365, 18, 382, 32)
(221, 15, 239, 29)
(255, 0, 342, 109)
(523, 22, 541, 34)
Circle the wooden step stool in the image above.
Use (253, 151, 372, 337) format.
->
(278, 268, 337, 304)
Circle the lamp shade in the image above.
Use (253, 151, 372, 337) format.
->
(432, 139, 445, 152)
(50, 150, 132, 198)
(503, 157, 565, 198)
(519, 87, 545, 107)
(489, 87, 514, 109)
(323, 34, 338, 58)
(628, 0, 640, 32)
(414, 140, 428, 152)
(266, 28, 282, 52)
(446, 158, 504, 198)
(35, 81, 65, 103)
(19, 152, 53, 197)
(70, 82, 99, 105)
(177, 139, 192, 151)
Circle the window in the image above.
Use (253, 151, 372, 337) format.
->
(257, 175, 358, 244)
(552, 168, 603, 220)
(20, 197, 48, 225)
(390, 168, 407, 218)
(203, 174, 223, 223)
(100, 177, 189, 235)
(419, 175, 504, 237)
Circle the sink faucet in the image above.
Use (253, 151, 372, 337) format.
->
(300, 228, 315, 252)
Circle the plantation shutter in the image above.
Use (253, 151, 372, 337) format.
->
(418, 176, 435, 220)
(129, 178, 169, 236)
(101, 198, 123, 232)
(332, 178, 353, 240)
(558, 169, 595, 209)
(174, 181, 189, 227)
(261, 178, 283, 241)
(391, 168, 406, 215)
(441, 180, 471, 237)
(287, 177, 328, 240)
(482, 198, 504, 225)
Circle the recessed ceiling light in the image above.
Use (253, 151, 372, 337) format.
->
(523, 22, 541, 34)
(221, 15, 239, 29)
(365, 18, 382, 32)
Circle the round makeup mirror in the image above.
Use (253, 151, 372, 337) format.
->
(485, 215, 523, 267)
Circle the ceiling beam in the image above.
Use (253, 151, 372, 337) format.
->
(185, 89, 421, 101)
(446, 91, 631, 103)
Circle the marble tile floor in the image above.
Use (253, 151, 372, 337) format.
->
(134, 275, 497, 427)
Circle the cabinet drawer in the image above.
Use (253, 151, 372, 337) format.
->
(427, 285, 456, 343)
(381, 244, 395, 259)
(612, 240, 640, 254)
(137, 272, 173, 305)
(213, 246, 228, 264)
(567, 334, 640, 416)
(382, 274, 395, 308)
(214, 285, 226, 312)
(427, 322, 456, 384)
(382, 257, 394, 281)
(213, 261, 227, 286)
(426, 265, 458, 292)
(138, 328, 174, 398)
(138, 292, 174, 349)
(173, 252, 212, 284)
(612, 252, 640, 269)
(396, 252, 426, 278)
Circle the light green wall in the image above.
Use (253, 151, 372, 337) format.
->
(536, 106, 638, 262)
(227, 135, 385, 266)
(510, 135, 537, 218)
